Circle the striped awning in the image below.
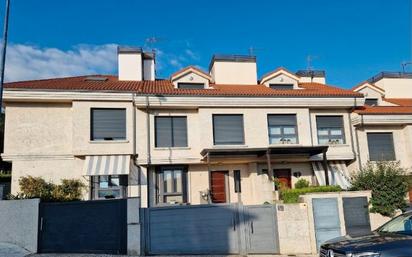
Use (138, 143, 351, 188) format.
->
(83, 155, 130, 176)
(312, 161, 351, 189)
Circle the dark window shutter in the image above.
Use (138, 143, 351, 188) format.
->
(155, 117, 187, 147)
(177, 83, 205, 89)
(91, 109, 126, 140)
(155, 117, 173, 147)
(172, 117, 188, 147)
(367, 133, 396, 161)
(268, 114, 297, 126)
(213, 114, 244, 145)
(269, 84, 294, 90)
(316, 116, 343, 128)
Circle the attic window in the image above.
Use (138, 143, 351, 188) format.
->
(177, 82, 205, 89)
(365, 98, 378, 106)
(84, 76, 108, 82)
(269, 84, 294, 90)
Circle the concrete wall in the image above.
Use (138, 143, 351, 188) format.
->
(261, 73, 299, 88)
(276, 203, 312, 254)
(210, 61, 257, 85)
(118, 52, 143, 81)
(375, 78, 412, 98)
(0, 199, 40, 253)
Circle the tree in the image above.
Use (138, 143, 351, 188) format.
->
(350, 161, 410, 217)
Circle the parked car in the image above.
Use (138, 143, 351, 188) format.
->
(320, 211, 412, 257)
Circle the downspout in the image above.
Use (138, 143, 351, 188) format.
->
(348, 97, 358, 166)
(131, 93, 141, 199)
(145, 95, 152, 205)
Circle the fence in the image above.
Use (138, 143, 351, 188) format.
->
(0, 192, 391, 256)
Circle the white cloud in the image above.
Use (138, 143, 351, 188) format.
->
(4, 43, 118, 82)
(3, 43, 203, 81)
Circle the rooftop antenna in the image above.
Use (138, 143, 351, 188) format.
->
(306, 55, 318, 82)
(248, 46, 263, 57)
(401, 61, 412, 73)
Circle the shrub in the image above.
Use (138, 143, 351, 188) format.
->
(294, 179, 310, 189)
(10, 176, 85, 202)
(350, 161, 410, 217)
(52, 179, 86, 201)
(281, 185, 342, 203)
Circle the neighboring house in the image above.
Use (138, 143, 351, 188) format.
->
(351, 73, 412, 203)
(1, 46, 409, 207)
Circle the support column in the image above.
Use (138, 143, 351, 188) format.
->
(322, 150, 330, 185)
(266, 149, 273, 180)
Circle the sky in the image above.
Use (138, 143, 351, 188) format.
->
(0, 0, 411, 88)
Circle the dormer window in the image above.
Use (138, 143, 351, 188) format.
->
(177, 82, 205, 89)
(171, 66, 212, 89)
(365, 98, 378, 106)
(269, 84, 294, 90)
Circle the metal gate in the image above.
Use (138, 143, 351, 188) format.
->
(343, 197, 371, 236)
(143, 203, 279, 255)
(38, 199, 127, 254)
(312, 198, 341, 249)
(244, 205, 279, 254)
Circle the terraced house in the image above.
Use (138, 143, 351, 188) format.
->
(2, 46, 411, 207)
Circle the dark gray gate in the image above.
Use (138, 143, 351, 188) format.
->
(244, 205, 279, 254)
(39, 199, 127, 254)
(144, 204, 240, 255)
(343, 197, 371, 236)
(312, 198, 341, 249)
(143, 203, 279, 255)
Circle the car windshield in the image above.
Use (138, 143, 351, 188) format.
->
(378, 213, 412, 236)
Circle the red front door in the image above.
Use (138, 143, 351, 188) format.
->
(274, 169, 292, 189)
(409, 187, 412, 203)
(210, 171, 227, 203)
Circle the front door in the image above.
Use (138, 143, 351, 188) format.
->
(210, 171, 228, 203)
(273, 169, 292, 189)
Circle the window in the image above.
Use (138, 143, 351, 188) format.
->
(177, 82, 205, 89)
(367, 133, 396, 161)
(155, 116, 188, 147)
(156, 166, 187, 205)
(91, 108, 126, 141)
(213, 114, 244, 145)
(365, 98, 378, 106)
(269, 84, 294, 90)
(267, 114, 298, 144)
(316, 116, 345, 144)
(92, 175, 128, 200)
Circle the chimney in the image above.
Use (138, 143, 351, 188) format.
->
(118, 46, 155, 81)
(296, 70, 326, 84)
(209, 55, 257, 85)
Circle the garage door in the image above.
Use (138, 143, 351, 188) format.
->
(144, 204, 240, 255)
(39, 199, 127, 254)
(312, 198, 341, 249)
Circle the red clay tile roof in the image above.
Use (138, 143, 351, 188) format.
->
(355, 106, 412, 115)
(4, 75, 362, 97)
(383, 98, 412, 106)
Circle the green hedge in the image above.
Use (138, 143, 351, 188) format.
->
(280, 185, 342, 203)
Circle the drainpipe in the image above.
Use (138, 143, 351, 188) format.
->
(145, 95, 152, 205)
(348, 97, 358, 168)
(131, 93, 141, 200)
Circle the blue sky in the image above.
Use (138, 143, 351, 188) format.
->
(0, 0, 411, 87)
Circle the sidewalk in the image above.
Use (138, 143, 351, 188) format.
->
(0, 242, 30, 257)
(0, 242, 319, 257)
